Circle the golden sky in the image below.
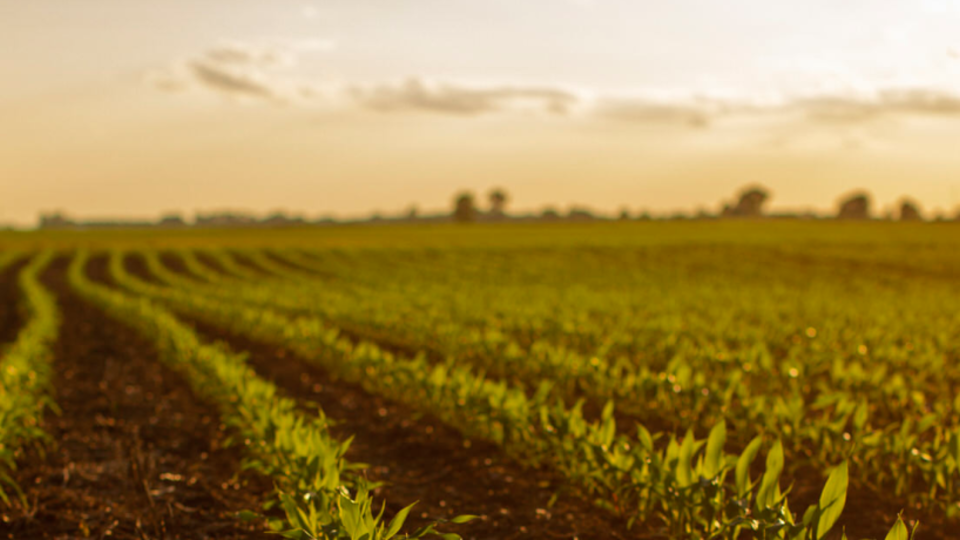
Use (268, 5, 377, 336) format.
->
(3, 0, 960, 226)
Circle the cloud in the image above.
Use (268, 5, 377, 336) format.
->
(188, 60, 276, 99)
(148, 40, 335, 102)
(593, 97, 722, 127)
(203, 42, 292, 67)
(348, 78, 579, 115)
(793, 88, 960, 123)
(148, 43, 960, 129)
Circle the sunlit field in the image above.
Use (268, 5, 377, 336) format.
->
(1, 221, 958, 539)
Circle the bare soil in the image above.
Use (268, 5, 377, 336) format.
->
(0, 257, 28, 347)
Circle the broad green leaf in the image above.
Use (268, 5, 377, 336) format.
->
(816, 461, 848, 539)
(884, 516, 909, 540)
(736, 435, 763, 498)
(704, 420, 726, 479)
(384, 502, 417, 538)
(756, 440, 784, 511)
(676, 428, 695, 487)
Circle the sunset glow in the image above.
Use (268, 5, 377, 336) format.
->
(3, 1, 960, 225)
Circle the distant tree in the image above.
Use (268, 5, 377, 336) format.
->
(540, 207, 560, 221)
(619, 208, 631, 220)
(38, 211, 73, 229)
(453, 192, 477, 223)
(488, 188, 509, 218)
(406, 205, 419, 221)
(721, 185, 770, 217)
(900, 199, 923, 221)
(837, 191, 871, 220)
(158, 212, 186, 228)
(567, 207, 596, 221)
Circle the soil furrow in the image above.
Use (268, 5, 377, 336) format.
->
(194, 253, 240, 279)
(124, 254, 164, 286)
(159, 253, 208, 284)
(0, 256, 270, 539)
(0, 257, 29, 348)
(227, 253, 271, 277)
(262, 251, 338, 279)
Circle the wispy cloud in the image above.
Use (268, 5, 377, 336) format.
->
(593, 97, 723, 127)
(148, 39, 335, 102)
(792, 88, 960, 123)
(187, 60, 277, 99)
(348, 78, 579, 115)
(147, 43, 960, 128)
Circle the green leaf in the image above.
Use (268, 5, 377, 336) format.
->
(884, 516, 909, 540)
(736, 435, 763, 498)
(384, 502, 417, 538)
(704, 420, 726, 479)
(449, 515, 479, 524)
(816, 461, 848, 539)
(237, 510, 261, 522)
(676, 428, 695, 487)
(756, 440, 784, 510)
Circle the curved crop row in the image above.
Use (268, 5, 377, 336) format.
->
(70, 251, 470, 540)
(149, 248, 960, 516)
(107, 249, 903, 539)
(0, 252, 59, 502)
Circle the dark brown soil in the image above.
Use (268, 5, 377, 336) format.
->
(182, 317, 638, 540)
(0, 257, 28, 347)
(159, 253, 207, 284)
(262, 251, 337, 279)
(124, 253, 164, 286)
(227, 253, 271, 277)
(194, 253, 239, 279)
(0, 256, 271, 539)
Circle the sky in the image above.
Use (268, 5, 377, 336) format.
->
(3, 0, 960, 226)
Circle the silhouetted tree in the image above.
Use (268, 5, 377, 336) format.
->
(488, 188, 509, 218)
(721, 185, 770, 217)
(158, 212, 186, 227)
(540, 207, 560, 221)
(619, 208, 631, 220)
(567, 207, 596, 221)
(900, 199, 923, 221)
(837, 191, 871, 220)
(453, 192, 477, 223)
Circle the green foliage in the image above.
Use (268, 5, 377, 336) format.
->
(69, 251, 469, 539)
(106, 248, 914, 538)
(0, 252, 59, 503)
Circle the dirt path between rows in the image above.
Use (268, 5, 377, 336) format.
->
(0, 257, 270, 539)
(0, 257, 28, 347)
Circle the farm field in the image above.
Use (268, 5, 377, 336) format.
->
(0, 221, 958, 539)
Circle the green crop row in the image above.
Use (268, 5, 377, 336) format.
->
(106, 249, 915, 539)
(0, 252, 58, 502)
(143, 247, 960, 516)
(69, 251, 471, 540)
